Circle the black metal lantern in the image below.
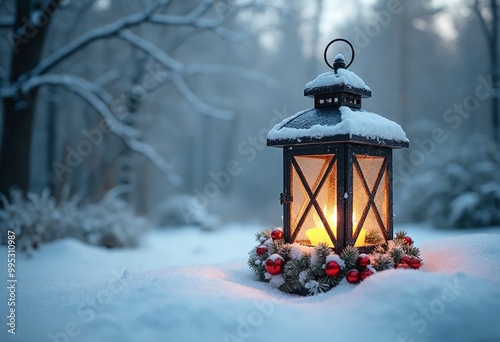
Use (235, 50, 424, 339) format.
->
(267, 39, 409, 253)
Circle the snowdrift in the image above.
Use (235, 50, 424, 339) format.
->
(2, 228, 500, 342)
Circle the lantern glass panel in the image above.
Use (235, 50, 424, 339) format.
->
(352, 155, 388, 247)
(290, 155, 337, 247)
(291, 167, 307, 235)
(374, 167, 389, 233)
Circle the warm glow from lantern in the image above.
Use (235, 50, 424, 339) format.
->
(306, 206, 367, 247)
(306, 205, 336, 247)
(306, 228, 334, 247)
(353, 211, 367, 247)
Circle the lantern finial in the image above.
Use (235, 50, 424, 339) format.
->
(324, 38, 355, 72)
(333, 54, 346, 71)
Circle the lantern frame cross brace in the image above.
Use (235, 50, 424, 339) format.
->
(352, 156, 388, 243)
(290, 154, 338, 245)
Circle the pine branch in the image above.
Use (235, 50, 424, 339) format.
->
(255, 230, 270, 243)
(374, 244, 388, 255)
(390, 246, 405, 264)
(402, 245, 421, 258)
(313, 243, 330, 264)
(365, 227, 383, 244)
(373, 255, 394, 271)
(341, 246, 359, 270)
(395, 230, 407, 239)
(277, 244, 292, 261)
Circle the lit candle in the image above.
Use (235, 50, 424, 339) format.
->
(306, 227, 334, 247)
(306, 206, 367, 247)
(354, 228, 366, 247)
(353, 211, 367, 247)
(306, 205, 336, 247)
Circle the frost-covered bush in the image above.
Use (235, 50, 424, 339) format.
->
(399, 135, 500, 228)
(0, 189, 148, 252)
(152, 195, 220, 231)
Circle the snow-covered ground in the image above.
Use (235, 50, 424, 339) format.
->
(2, 223, 500, 342)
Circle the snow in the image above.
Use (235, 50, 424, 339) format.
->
(2, 223, 500, 341)
(325, 254, 345, 268)
(267, 253, 283, 262)
(305, 67, 371, 92)
(290, 243, 314, 260)
(268, 106, 409, 143)
(334, 53, 344, 62)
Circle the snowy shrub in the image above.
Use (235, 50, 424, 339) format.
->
(399, 135, 500, 228)
(0, 189, 148, 252)
(152, 195, 220, 231)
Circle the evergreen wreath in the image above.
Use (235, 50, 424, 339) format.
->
(248, 228, 423, 295)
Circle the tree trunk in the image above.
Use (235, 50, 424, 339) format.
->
(0, 1, 60, 200)
(491, 0, 499, 143)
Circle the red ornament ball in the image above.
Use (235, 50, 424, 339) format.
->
(325, 261, 341, 277)
(346, 269, 360, 284)
(357, 254, 371, 268)
(256, 246, 268, 256)
(360, 268, 374, 281)
(400, 255, 412, 266)
(410, 257, 421, 269)
(396, 263, 411, 269)
(265, 257, 284, 275)
(403, 236, 413, 245)
(270, 229, 283, 240)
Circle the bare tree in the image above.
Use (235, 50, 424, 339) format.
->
(0, 0, 272, 203)
(474, 0, 500, 143)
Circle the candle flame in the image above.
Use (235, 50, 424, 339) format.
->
(313, 205, 336, 229)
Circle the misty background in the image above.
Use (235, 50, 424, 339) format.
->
(1, 0, 499, 249)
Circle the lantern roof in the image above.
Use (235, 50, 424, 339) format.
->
(267, 39, 409, 149)
(304, 54, 372, 98)
(267, 106, 409, 148)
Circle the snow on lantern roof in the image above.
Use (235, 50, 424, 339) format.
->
(304, 54, 372, 98)
(267, 106, 409, 148)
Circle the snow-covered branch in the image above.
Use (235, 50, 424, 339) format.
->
(20, 74, 139, 137)
(19, 73, 182, 186)
(149, 0, 254, 41)
(118, 30, 183, 73)
(124, 138, 182, 186)
(25, 0, 168, 80)
(170, 74, 233, 119)
(118, 30, 233, 119)
(148, 0, 215, 27)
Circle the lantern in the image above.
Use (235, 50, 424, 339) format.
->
(267, 39, 409, 253)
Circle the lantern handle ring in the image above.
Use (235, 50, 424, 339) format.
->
(324, 38, 355, 70)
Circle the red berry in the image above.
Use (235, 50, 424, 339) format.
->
(357, 254, 370, 268)
(360, 268, 374, 280)
(410, 257, 421, 269)
(400, 255, 411, 266)
(396, 263, 411, 269)
(265, 257, 284, 275)
(256, 246, 268, 256)
(325, 261, 341, 277)
(346, 269, 360, 284)
(271, 230, 283, 240)
(403, 236, 413, 245)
